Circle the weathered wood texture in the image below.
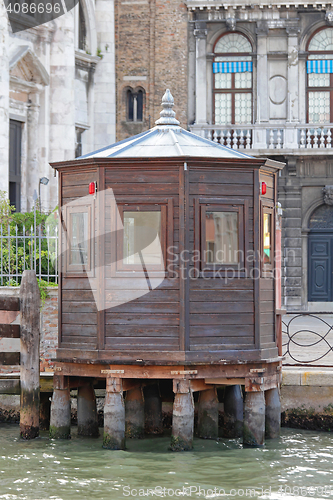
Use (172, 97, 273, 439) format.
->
(57, 160, 279, 363)
(20, 270, 40, 439)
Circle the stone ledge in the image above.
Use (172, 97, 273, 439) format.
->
(282, 368, 333, 386)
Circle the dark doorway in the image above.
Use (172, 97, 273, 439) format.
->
(9, 120, 22, 212)
(308, 204, 333, 302)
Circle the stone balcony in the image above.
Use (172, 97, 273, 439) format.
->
(189, 123, 333, 156)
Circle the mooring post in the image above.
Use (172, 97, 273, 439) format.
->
(243, 391, 265, 447)
(171, 379, 194, 451)
(125, 386, 145, 438)
(77, 381, 99, 437)
(265, 387, 281, 439)
(223, 385, 243, 438)
(198, 388, 219, 439)
(144, 383, 163, 435)
(103, 377, 125, 450)
(49, 375, 71, 439)
(20, 270, 40, 439)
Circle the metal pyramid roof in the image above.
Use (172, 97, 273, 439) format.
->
(80, 90, 254, 160)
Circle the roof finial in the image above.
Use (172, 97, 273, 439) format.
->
(155, 89, 180, 126)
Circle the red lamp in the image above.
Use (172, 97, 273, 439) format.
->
(89, 182, 96, 195)
(261, 182, 267, 195)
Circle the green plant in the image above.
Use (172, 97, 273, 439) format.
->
(0, 191, 14, 226)
(97, 48, 103, 59)
(37, 279, 58, 308)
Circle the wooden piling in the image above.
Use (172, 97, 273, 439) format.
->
(171, 379, 194, 451)
(265, 388, 281, 439)
(223, 385, 243, 438)
(103, 377, 125, 450)
(19, 270, 40, 439)
(77, 382, 99, 437)
(50, 375, 71, 439)
(243, 391, 265, 447)
(198, 388, 218, 439)
(125, 386, 144, 438)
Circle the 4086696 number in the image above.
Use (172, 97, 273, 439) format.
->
(6, 2, 61, 14)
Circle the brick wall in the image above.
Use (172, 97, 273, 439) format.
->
(115, 0, 188, 141)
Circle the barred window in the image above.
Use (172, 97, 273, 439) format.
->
(213, 33, 253, 125)
(307, 28, 333, 123)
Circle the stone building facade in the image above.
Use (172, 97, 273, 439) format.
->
(0, 0, 116, 212)
(114, 0, 188, 141)
(187, 0, 333, 312)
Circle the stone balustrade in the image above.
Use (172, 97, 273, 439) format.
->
(189, 123, 333, 153)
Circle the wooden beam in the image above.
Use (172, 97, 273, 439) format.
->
(205, 378, 245, 386)
(0, 352, 20, 365)
(190, 379, 214, 392)
(0, 297, 20, 311)
(0, 324, 20, 338)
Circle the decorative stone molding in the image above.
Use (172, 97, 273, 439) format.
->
(323, 185, 333, 205)
(256, 21, 269, 36)
(226, 17, 236, 31)
(194, 21, 207, 39)
(326, 10, 333, 26)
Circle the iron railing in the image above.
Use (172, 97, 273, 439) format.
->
(0, 211, 58, 286)
(282, 313, 333, 366)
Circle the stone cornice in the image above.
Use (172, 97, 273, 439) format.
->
(186, 0, 332, 10)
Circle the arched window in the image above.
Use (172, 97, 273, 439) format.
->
(126, 88, 144, 122)
(213, 33, 253, 125)
(307, 28, 333, 123)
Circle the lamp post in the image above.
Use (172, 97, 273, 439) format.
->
(39, 177, 49, 209)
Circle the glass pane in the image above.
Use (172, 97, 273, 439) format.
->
(235, 72, 252, 89)
(215, 55, 252, 62)
(308, 73, 330, 87)
(215, 73, 232, 89)
(206, 212, 239, 264)
(123, 211, 161, 266)
(308, 28, 333, 52)
(215, 94, 232, 125)
(70, 212, 88, 265)
(235, 93, 252, 124)
(263, 213, 271, 264)
(308, 91, 330, 122)
(215, 33, 252, 53)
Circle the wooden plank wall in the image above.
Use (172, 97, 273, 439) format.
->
(61, 170, 98, 350)
(104, 167, 180, 351)
(189, 168, 255, 351)
(259, 171, 276, 347)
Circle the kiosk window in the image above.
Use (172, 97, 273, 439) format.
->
(70, 212, 89, 265)
(199, 202, 245, 273)
(123, 211, 162, 266)
(117, 205, 167, 271)
(263, 212, 271, 264)
(65, 203, 93, 274)
(205, 211, 239, 264)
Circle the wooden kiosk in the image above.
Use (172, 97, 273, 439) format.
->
(51, 90, 284, 449)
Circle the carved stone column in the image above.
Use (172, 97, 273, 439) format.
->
(253, 22, 269, 149)
(26, 93, 40, 210)
(194, 22, 208, 125)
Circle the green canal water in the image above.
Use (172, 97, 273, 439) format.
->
(0, 425, 333, 500)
